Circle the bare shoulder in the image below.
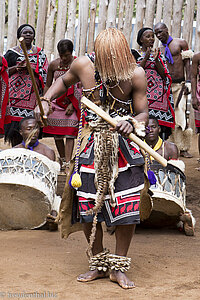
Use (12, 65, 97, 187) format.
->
(165, 140, 178, 158)
(39, 143, 56, 161)
(178, 38, 189, 50)
(49, 58, 59, 70)
(71, 56, 93, 72)
(132, 66, 147, 87)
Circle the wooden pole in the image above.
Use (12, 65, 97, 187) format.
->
(0, 0, 5, 54)
(19, 37, 47, 126)
(66, 0, 77, 42)
(87, 0, 97, 54)
(195, 0, 200, 52)
(81, 96, 167, 167)
(35, 0, 48, 49)
(44, 0, 56, 62)
(19, 0, 28, 26)
(7, 0, 18, 50)
(132, 0, 145, 49)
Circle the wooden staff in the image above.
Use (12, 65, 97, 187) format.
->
(19, 37, 47, 126)
(81, 96, 168, 167)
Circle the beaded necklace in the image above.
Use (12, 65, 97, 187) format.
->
(82, 69, 133, 116)
(57, 57, 73, 71)
(19, 45, 33, 54)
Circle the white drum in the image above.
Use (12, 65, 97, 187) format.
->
(0, 148, 60, 229)
(149, 159, 186, 216)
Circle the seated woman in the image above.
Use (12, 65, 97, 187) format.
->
(42, 39, 82, 174)
(132, 27, 175, 140)
(4, 24, 48, 146)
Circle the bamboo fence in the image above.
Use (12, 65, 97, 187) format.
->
(0, 0, 200, 62)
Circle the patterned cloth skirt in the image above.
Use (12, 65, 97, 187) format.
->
(76, 133, 145, 227)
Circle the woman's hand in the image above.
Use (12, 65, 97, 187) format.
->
(144, 47, 151, 60)
(110, 120, 133, 137)
(16, 60, 27, 71)
(65, 102, 74, 115)
(154, 48, 160, 61)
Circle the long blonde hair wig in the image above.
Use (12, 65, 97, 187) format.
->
(94, 28, 136, 82)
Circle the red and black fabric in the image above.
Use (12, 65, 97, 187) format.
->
(76, 133, 144, 226)
(132, 49, 175, 138)
(4, 48, 48, 122)
(0, 57, 10, 134)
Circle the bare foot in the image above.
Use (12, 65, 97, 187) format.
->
(110, 270, 135, 289)
(46, 210, 58, 231)
(180, 150, 193, 158)
(77, 269, 108, 282)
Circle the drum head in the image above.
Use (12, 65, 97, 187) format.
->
(0, 183, 51, 230)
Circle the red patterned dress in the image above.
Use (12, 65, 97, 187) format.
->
(43, 64, 82, 138)
(0, 56, 10, 134)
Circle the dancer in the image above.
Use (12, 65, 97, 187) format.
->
(154, 22, 193, 157)
(4, 24, 48, 146)
(35, 28, 148, 289)
(43, 39, 81, 173)
(132, 27, 175, 140)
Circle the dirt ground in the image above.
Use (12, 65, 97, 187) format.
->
(0, 135, 200, 300)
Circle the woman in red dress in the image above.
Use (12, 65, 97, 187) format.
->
(43, 39, 82, 173)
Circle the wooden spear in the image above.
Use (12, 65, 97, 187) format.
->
(81, 96, 168, 167)
(19, 37, 48, 126)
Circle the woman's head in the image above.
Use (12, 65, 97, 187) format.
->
(17, 24, 35, 41)
(137, 27, 154, 48)
(57, 39, 73, 63)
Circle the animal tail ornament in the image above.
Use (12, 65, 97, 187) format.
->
(69, 103, 84, 189)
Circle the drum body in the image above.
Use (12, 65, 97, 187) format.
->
(0, 148, 60, 229)
(141, 160, 186, 227)
(150, 160, 186, 216)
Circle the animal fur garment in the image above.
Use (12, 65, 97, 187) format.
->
(181, 49, 194, 60)
(169, 127, 193, 152)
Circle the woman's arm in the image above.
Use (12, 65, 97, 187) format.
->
(138, 47, 151, 69)
(154, 49, 166, 79)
